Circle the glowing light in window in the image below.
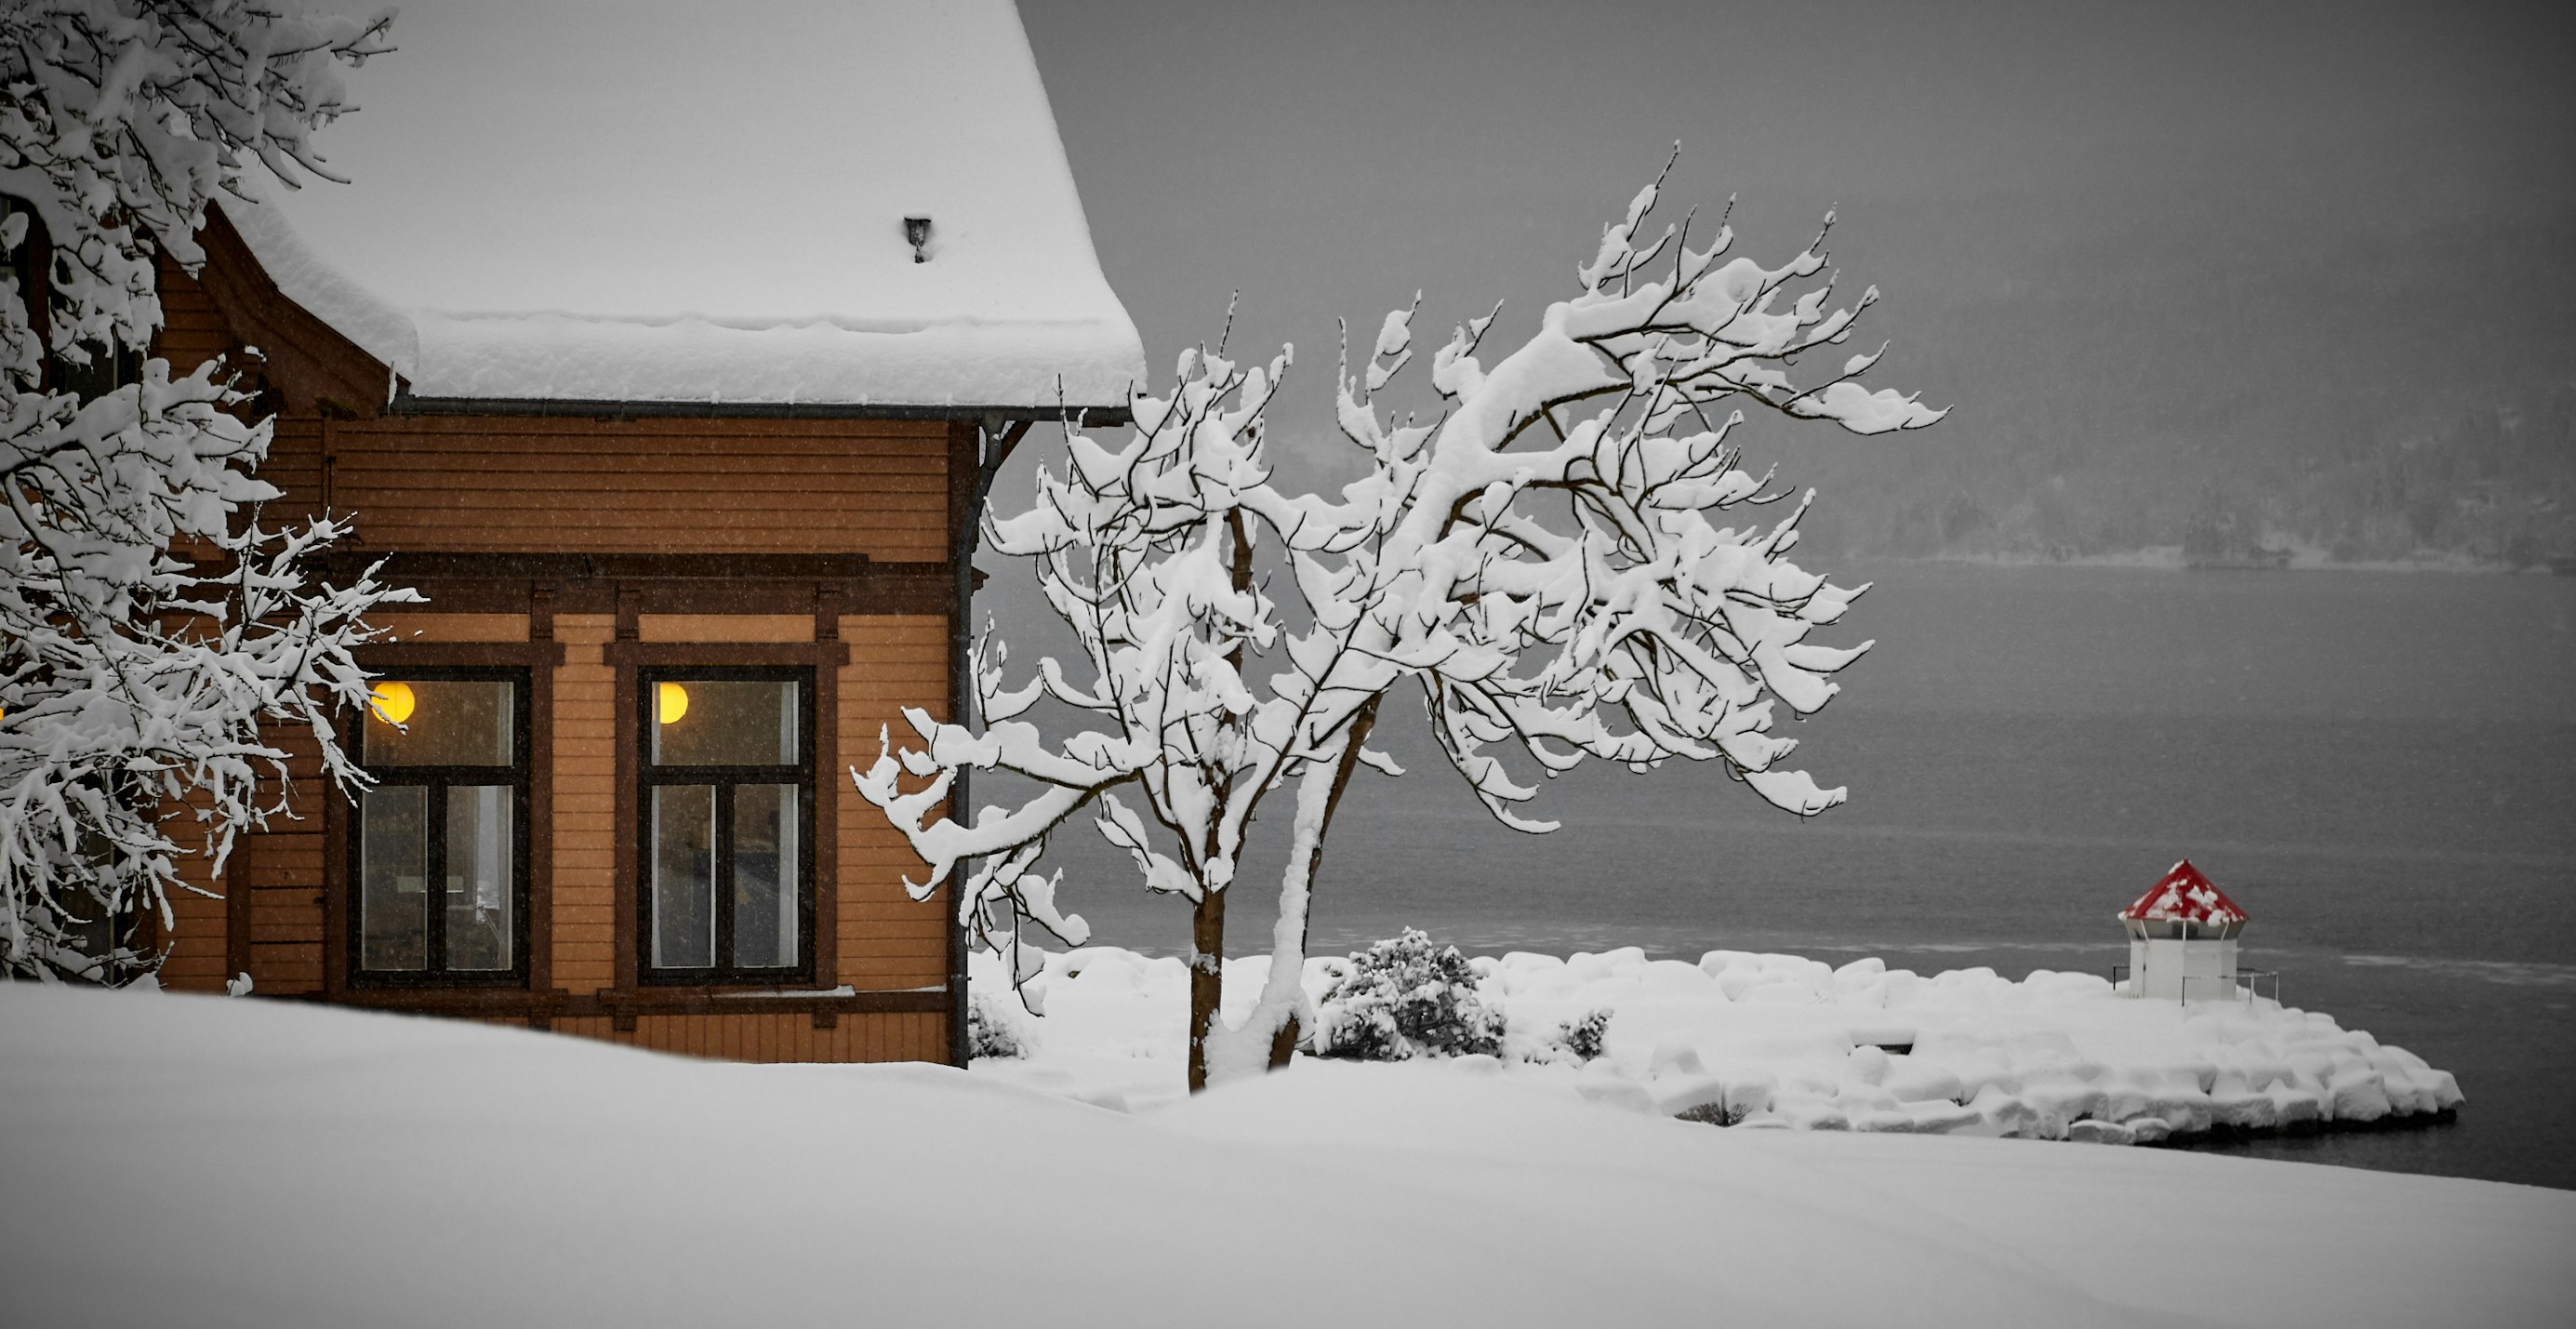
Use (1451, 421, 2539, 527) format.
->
(657, 682, 690, 725)
(368, 681, 417, 725)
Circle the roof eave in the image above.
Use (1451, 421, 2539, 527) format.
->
(383, 391, 1132, 427)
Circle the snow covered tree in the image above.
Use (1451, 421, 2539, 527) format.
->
(857, 157, 1944, 1089)
(1, 2, 409, 981)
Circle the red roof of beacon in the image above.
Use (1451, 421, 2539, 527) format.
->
(2120, 860, 2249, 925)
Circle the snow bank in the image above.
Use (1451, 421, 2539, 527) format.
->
(6, 984, 2569, 1328)
(219, 0, 1145, 408)
(976, 946, 2465, 1144)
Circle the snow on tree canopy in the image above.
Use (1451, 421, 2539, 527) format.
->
(219, 0, 1143, 409)
(2120, 859, 2250, 926)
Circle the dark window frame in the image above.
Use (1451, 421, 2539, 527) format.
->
(345, 665, 535, 990)
(634, 664, 818, 988)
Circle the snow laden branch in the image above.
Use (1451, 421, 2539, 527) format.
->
(2, 2, 409, 981)
(855, 159, 1943, 1091)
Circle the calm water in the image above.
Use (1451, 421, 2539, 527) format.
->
(1058, 564, 2576, 1189)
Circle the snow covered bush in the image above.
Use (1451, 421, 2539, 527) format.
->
(1552, 1008, 1614, 1065)
(1, 2, 408, 980)
(1314, 930, 1507, 1062)
(856, 151, 1942, 1090)
(967, 989, 1032, 1060)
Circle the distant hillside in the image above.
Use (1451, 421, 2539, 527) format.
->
(1764, 208, 2576, 566)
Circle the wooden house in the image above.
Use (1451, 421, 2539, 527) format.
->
(139, 1, 1144, 1066)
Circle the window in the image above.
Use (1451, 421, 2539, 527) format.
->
(351, 671, 530, 985)
(637, 669, 814, 984)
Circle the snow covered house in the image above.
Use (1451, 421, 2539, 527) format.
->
(137, 1, 1144, 1065)
(2118, 859, 2249, 1003)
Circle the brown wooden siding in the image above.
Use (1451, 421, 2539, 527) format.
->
(552, 613, 619, 996)
(152, 256, 238, 379)
(157, 724, 327, 995)
(636, 614, 811, 644)
(838, 615, 949, 990)
(157, 787, 231, 992)
(245, 726, 328, 995)
(380, 613, 531, 644)
(262, 415, 325, 525)
(545, 1011, 944, 1062)
(321, 416, 948, 560)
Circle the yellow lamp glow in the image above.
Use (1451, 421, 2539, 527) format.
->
(368, 681, 417, 725)
(657, 681, 690, 725)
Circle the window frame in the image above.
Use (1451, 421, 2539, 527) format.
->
(633, 664, 818, 988)
(344, 665, 535, 990)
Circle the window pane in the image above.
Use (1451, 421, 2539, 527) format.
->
(360, 786, 429, 971)
(444, 786, 513, 972)
(652, 680, 797, 766)
(365, 680, 513, 767)
(732, 784, 799, 969)
(651, 784, 715, 968)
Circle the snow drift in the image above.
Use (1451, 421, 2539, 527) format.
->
(8, 980, 2566, 1328)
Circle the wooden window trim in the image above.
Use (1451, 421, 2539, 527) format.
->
(342, 667, 533, 989)
(325, 642, 564, 1000)
(632, 664, 817, 987)
(607, 639, 847, 999)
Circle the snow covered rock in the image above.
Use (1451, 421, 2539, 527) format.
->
(977, 945, 2466, 1153)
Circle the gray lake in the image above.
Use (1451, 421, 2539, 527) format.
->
(1051, 561, 2576, 1189)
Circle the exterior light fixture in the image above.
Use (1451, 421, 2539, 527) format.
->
(368, 681, 417, 725)
(903, 216, 931, 263)
(657, 681, 690, 725)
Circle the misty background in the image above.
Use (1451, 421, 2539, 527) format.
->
(1025, 0, 2576, 565)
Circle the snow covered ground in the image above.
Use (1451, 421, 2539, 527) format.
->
(982, 947, 2465, 1148)
(7, 981, 2569, 1328)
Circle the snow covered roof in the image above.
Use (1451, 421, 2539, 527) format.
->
(2120, 860, 2249, 926)
(219, 0, 1143, 412)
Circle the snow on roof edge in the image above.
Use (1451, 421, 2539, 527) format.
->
(216, 184, 419, 380)
(217, 187, 1144, 411)
(207, 3, 1149, 414)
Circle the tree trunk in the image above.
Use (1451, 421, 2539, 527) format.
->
(1187, 506, 1257, 1093)
(1265, 693, 1381, 1070)
(1187, 882, 1227, 1093)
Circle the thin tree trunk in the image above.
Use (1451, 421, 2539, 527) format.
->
(1188, 876, 1227, 1092)
(1186, 508, 1259, 1094)
(1266, 693, 1381, 1069)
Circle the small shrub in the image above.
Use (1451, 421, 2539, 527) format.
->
(1315, 928, 1506, 1061)
(1555, 1008, 1613, 1063)
(966, 990, 1030, 1060)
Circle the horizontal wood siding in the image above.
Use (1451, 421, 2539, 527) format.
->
(157, 786, 230, 992)
(838, 615, 949, 990)
(245, 726, 328, 995)
(375, 613, 531, 644)
(552, 615, 618, 995)
(152, 257, 237, 379)
(549, 1011, 943, 1062)
(262, 416, 325, 526)
(637, 614, 812, 644)
(323, 416, 949, 560)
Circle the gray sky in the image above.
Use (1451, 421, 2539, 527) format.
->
(1022, 0, 2575, 475)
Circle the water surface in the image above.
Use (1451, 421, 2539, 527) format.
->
(1056, 564, 2576, 1189)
